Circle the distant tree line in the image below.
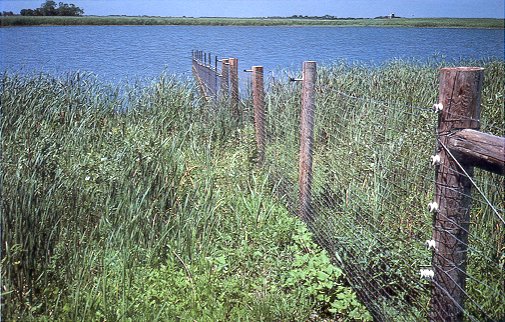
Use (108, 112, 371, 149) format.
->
(18, 0, 84, 16)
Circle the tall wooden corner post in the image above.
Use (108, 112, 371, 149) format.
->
(430, 67, 484, 321)
(299, 61, 317, 223)
(252, 66, 266, 165)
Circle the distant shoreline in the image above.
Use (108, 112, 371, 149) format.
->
(1, 16, 504, 29)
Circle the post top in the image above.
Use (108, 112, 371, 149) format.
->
(439, 67, 485, 72)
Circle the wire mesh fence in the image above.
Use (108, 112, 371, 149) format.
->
(192, 52, 505, 321)
(191, 50, 222, 101)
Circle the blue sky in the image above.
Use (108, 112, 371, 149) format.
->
(1, 0, 504, 18)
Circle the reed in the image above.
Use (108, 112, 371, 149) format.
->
(2, 58, 503, 320)
(1, 71, 367, 320)
(263, 59, 504, 319)
(1, 16, 503, 29)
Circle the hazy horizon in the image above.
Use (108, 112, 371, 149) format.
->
(1, 0, 504, 19)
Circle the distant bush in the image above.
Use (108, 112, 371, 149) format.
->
(20, 0, 83, 16)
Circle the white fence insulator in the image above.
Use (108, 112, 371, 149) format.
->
(420, 269, 435, 280)
(431, 154, 441, 166)
(425, 240, 436, 250)
(428, 201, 439, 213)
(433, 103, 443, 112)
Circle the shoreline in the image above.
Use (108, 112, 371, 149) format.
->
(1, 16, 504, 29)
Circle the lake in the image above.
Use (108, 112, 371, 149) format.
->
(1, 25, 504, 82)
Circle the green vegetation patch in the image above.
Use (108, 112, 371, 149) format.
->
(263, 59, 504, 319)
(1, 72, 370, 320)
(1, 16, 504, 28)
(2, 58, 503, 321)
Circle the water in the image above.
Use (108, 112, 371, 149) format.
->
(1, 25, 503, 82)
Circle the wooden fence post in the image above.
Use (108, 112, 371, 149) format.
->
(215, 56, 219, 96)
(299, 61, 317, 222)
(208, 53, 217, 98)
(229, 58, 240, 119)
(431, 67, 484, 322)
(202, 52, 209, 91)
(221, 59, 230, 99)
(252, 66, 266, 164)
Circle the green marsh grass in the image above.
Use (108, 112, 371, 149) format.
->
(2, 59, 503, 320)
(1, 16, 504, 28)
(1, 71, 368, 320)
(263, 59, 504, 319)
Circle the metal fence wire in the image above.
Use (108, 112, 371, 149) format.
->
(192, 51, 505, 321)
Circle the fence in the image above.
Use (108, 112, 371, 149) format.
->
(191, 51, 505, 321)
(431, 67, 504, 321)
(191, 50, 220, 100)
(191, 50, 239, 115)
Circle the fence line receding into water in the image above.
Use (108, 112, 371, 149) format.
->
(192, 49, 505, 321)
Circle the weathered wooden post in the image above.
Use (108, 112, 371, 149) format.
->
(229, 58, 240, 119)
(430, 67, 484, 321)
(206, 53, 211, 96)
(299, 61, 317, 222)
(202, 52, 209, 91)
(252, 66, 266, 164)
(221, 59, 230, 99)
(207, 53, 215, 97)
(215, 56, 219, 98)
(447, 130, 505, 175)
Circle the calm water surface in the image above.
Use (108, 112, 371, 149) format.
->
(1, 25, 504, 81)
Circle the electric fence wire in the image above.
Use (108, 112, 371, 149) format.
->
(320, 115, 504, 255)
(194, 59, 504, 320)
(262, 101, 432, 320)
(438, 138, 505, 225)
(262, 82, 502, 320)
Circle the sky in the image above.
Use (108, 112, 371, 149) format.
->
(1, 0, 504, 19)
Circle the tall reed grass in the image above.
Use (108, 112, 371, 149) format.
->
(1, 71, 368, 320)
(1, 58, 503, 320)
(1, 72, 206, 318)
(1, 16, 503, 29)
